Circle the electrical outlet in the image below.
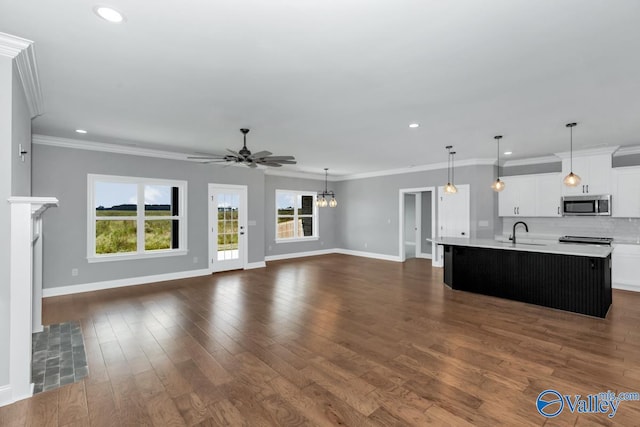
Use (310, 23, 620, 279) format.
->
(320, 241, 324, 246)
(71, 268, 78, 277)
(193, 256, 198, 264)
(268, 245, 272, 251)
(364, 243, 368, 249)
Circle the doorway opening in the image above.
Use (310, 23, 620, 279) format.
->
(398, 187, 436, 263)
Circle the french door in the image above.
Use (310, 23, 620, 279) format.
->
(209, 184, 247, 272)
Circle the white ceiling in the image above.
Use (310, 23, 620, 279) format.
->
(3, 0, 640, 175)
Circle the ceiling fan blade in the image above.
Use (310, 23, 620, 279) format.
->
(187, 155, 226, 160)
(249, 150, 272, 159)
(273, 160, 297, 164)
(260, 162, 283, 167)
(247, 162, 258, 168)
(227, 148, 241, 157)
(262, 156, 295, 161)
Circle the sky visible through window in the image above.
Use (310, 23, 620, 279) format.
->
(95, 182, 171, 209)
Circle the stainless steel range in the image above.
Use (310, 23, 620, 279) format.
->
(558, 235, 613, 246)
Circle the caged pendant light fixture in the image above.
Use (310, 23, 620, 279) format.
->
(444, 146, 458, 194)
(317, 168, 337, 208)
(563, 123, 581, 187)
(491, 135, 506, 192)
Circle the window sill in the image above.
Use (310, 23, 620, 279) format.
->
(87, 249, 188, 263)
(275, 237, 319, 244)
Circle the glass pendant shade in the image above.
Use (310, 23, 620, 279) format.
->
(563, 171, 581, 187)
(491, 178, 505, 192)
(329, 197, 337, 208)
(444, 183, 458, 194)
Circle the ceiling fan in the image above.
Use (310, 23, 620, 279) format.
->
(188, 128, 296, 168)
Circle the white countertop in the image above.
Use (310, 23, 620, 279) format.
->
(430, 237, 613, 258)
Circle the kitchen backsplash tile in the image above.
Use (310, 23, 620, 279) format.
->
(501, 217, 640, 244)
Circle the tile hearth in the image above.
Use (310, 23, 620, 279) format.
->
(31, 321, 88, 394)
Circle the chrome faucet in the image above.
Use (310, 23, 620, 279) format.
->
(510, 221, 529, 245)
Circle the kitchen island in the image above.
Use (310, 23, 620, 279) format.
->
(434, 238, 612, 318)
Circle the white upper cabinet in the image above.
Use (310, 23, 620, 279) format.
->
(535, 173, 563, 217)
(561, 153, 613, 196)
(498, 173, 561, 217)
(612, 166, 640, 218)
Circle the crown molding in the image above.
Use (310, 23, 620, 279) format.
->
(614, 145, 640, 157)
(33, 134, 197, 161)
(336, 158, 495, 181)
(503, 155, 560, 168)
(554, 145, 620, 160)
(0, 32, 44, 117)
(264, 169, 335, 181)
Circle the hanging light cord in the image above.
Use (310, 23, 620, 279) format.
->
(451, 151, 455, 184)
(566, 122, 577, 172)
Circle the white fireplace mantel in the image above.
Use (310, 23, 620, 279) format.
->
(7, 196, 58, 405)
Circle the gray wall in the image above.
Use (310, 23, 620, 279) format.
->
(421, 191, 432, 254)
(613, 154, 640, 168)
(335, 164, 498, 257)
(32, 144, 266, 289)
(502, 162, 561, 176)
(11, 63, 31, 196)
(264, 174, 338, 257)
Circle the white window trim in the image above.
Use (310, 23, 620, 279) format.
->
(87, 174, 188, 262)
(275, 189, 319, 243)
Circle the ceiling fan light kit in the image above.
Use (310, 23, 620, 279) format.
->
(188, 128, 296, 168)
(317, 168, 337, 208)
(444, 145, 458, 194)
(563, 122, 581, 187)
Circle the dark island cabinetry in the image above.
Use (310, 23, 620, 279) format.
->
(444, 245, 612, 318)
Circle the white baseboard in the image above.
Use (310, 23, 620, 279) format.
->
(245, 261, 266, 269)
(416, 253, 433, 259)
(265, 249, 334, 262)
(43, 269, 211, 298)
(613, 283, 640, 292)
(334, 248, 402, 262)
(0, 385, 12, 407)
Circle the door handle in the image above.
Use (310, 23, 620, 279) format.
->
(461, 232, 466, 236)
(514, 207, 516, 215)
(517, 207, 519, 215)
(586, 184, 589, 193)
(557, 206, 560, 215)
(582, 185, 585, 193)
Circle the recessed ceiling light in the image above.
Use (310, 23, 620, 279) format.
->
(409, 123, 419, 128)
(76, 129, 88, 134)
(504, 151, 512, 155)
(94, 6, 125, 23)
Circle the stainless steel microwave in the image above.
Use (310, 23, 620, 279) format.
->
(562, 195, 611, 216)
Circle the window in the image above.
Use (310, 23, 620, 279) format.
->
(275, 190, 318, 241)
(88, 174, 187, 262)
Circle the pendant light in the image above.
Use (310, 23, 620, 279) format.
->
(444, 146, 458, 194)
(491, 135, 505, 192)
(563, 122, 581, 187)
(317, 168, 337, 208)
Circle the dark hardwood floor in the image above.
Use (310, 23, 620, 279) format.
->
(2, 255, 640, 426)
